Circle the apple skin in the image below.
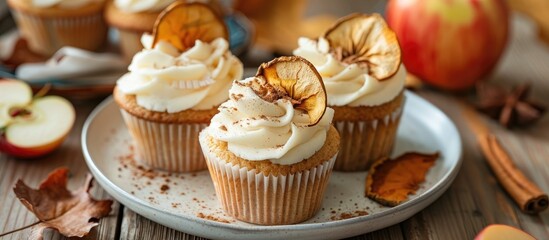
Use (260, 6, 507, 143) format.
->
(0, 134, 66, 158)
(386, 0, 509, 90)
(475, 224, 536, 240)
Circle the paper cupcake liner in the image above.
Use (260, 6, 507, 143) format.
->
(333, 104, 404, 171)
(200, 131, 337, 225)
(117, 29, 145, 62)
(10, 9, 107, 56)
(120, 110, 208, 173)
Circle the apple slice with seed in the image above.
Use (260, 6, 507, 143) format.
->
(152, 2, 228, 51)
(0, 79, 75, 158)
(324, 13, 401, 80)
(255, 56, 327, 126)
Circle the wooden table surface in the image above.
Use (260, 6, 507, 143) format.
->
(2, 9, 549, 240)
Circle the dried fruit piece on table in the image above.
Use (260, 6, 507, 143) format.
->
(475, 82, 545, 128)
(323, 13, 402, 80)
(365, 152, 439, 207)
(152, 2, 228, 51)
(13, 168, 112, 239)
(255, 56, 327, 126)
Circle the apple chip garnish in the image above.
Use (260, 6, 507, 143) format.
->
(152, 2, 228, 51)
(366, 152, 439, 207)
(255, 56, 327, 126)
(324, 13, 401, 80)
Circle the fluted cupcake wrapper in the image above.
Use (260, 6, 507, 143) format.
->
(120, 110, 208, 173)
(333, 104, 404, 171)
(200, 131, 337, 225)
(10, 9, 107, 56)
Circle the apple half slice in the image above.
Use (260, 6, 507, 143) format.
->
(324, 13, 401, 81)
(255, 56, 327, 126)
(0, 80, 32, 128)
(0, 79, 75, 158)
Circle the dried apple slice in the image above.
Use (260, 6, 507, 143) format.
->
(152, 2, 228, 51)
(324, 13, 401, 80)
(365, 152, 439, 207)
(255, 56, 327, 126)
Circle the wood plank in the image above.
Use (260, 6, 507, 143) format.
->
(0, 99, 121, 240)
(347, 225, 404, 240)
(119, 207, 404, 240)
(119, 208, 207, 240)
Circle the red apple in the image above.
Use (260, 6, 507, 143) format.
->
(386, 0, 509, 90)
(0, 80, 75, 158)
(475, 224, 536, 240)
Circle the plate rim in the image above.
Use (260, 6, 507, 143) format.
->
(82, 90, 463, 236)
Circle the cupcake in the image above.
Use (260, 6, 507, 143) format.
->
(200, 56, 340, 225)
(293, 13, 405, 171)
(105, 0, 225, 61)
(7, 0, 108, 56)
(104, 0, 174, 61)
(114, 2, 243, 172)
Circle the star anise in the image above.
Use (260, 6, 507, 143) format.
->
(475, 82, 546, 128)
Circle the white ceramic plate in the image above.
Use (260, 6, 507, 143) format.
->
(82, 91, 462, 240)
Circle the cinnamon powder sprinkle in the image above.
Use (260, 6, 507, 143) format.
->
(231, 93, 244, 101)
(330, 210, 369, 221)
(197, 213, 232, 223)
(160, 184, 170, 192)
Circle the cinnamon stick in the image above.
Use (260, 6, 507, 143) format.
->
(477, 133, 548, 214)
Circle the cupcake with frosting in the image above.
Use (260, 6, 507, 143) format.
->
(113, 2, 243, 172)
(293, 13, 405, 171)
(104, 0, 174, 61)
(200, 56, 340, 225)
(7, 0, 108, 55)
(105, 0, 224, 61)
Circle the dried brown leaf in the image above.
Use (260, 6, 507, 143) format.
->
(13, 168, 112, 239)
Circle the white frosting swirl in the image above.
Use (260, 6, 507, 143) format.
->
(31, 0, 102, 8)
(114, 0, 174, 13)
(207, 77, 335, 165)
(117, 35, 243, 113)
(293, 37, 406, 107)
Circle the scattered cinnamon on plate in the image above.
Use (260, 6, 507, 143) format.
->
(365, 152, 439, 207)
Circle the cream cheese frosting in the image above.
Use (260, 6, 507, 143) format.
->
(31, 0, 102, 8)
(293, 37, 406, 107)
(207, 77, 335, 165)
(117, 35, 243, 113)
(114, 0, 174, 13)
